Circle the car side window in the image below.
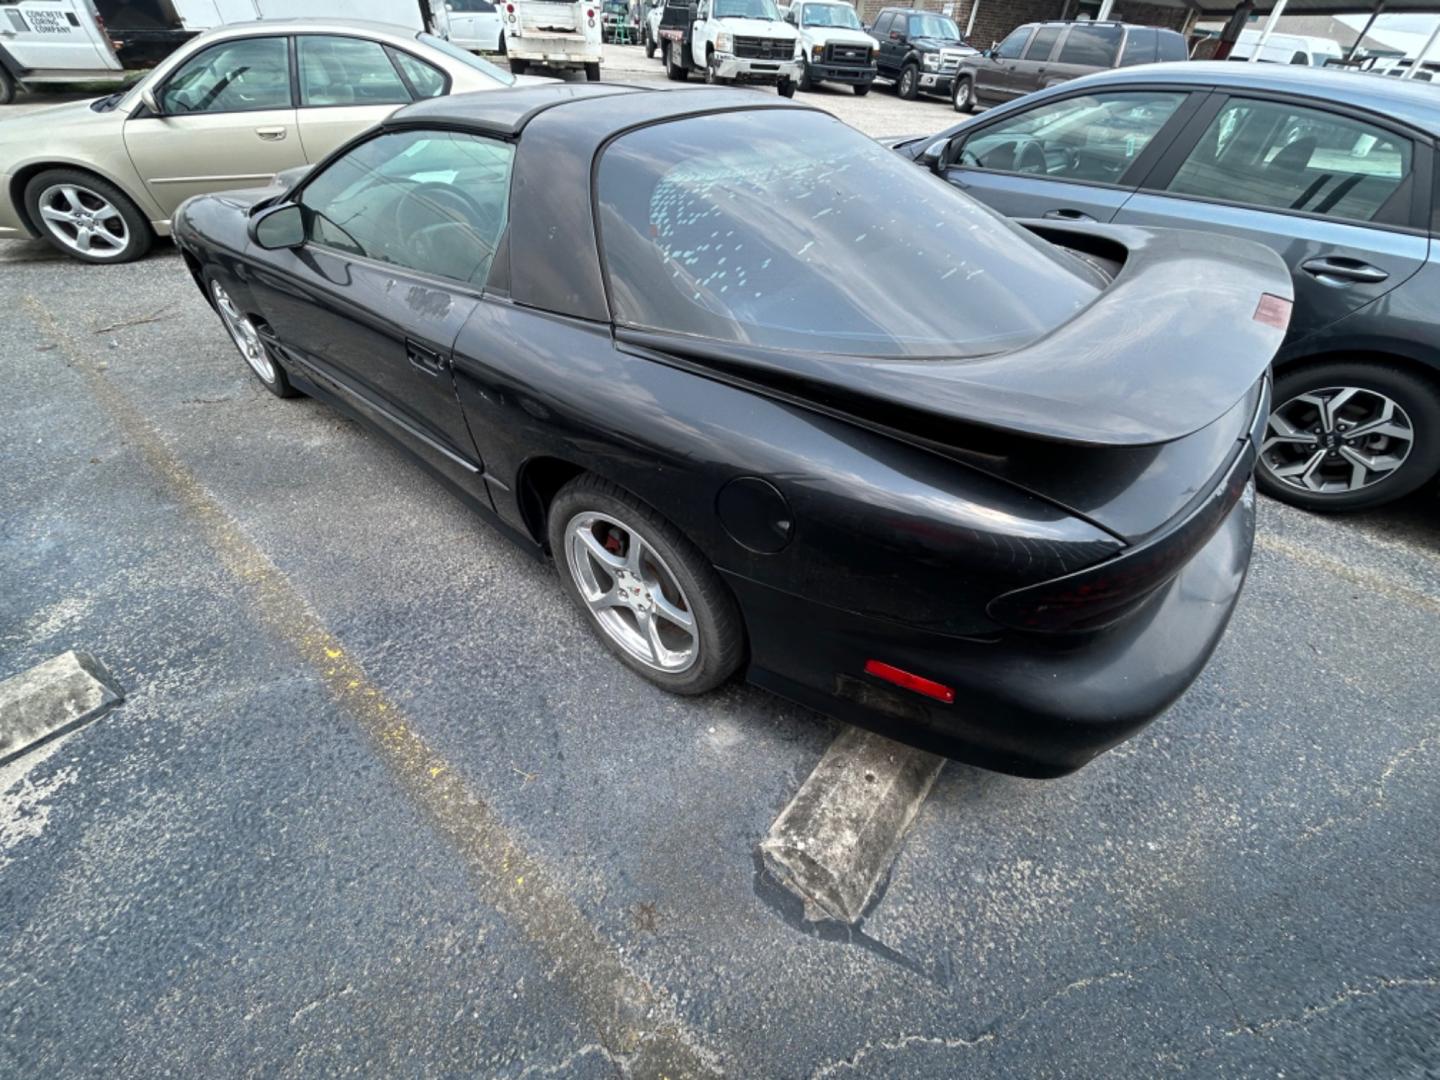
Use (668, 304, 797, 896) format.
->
(1056, 24, 1123, 66)
(1118, 27, 1157, 67)
(957, 91, 1185, 183)
(158, 36, 291, 114)
(297, 128, 515, 287)
(298, 35, 411, 108)
(1165, 99, 1414, 224)
(1023, 26, 1062, 61)
(873, 12, 892, 36)
(994, 26, 1030, 59)
(389, 48, 448, 98)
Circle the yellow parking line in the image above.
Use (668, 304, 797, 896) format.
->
(24, 296, 723, 1079)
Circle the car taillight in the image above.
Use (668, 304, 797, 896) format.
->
(988, 448, 1255, 634)
(587, 7, 595, 15)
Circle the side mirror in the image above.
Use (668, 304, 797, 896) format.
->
(249, 203, 304, 250)
(140, 86, 162, 115)
(918, 137, 948, 174)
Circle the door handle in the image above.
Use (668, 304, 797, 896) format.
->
(1043, 208, 1096, 222)
(407, 340, 450, 376)
(1300, 256, 1388, 285)
(255, 126, 287, 141)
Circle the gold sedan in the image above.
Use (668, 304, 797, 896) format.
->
(0, 19, 524, 264)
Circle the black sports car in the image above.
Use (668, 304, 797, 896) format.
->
(173, 84, 1291, 777)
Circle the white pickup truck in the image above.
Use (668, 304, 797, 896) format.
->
(656, 0, 799, 94)
(0, 0, 450, 104)
(501, 0, 603, 80)
(783, 0, 875, 95)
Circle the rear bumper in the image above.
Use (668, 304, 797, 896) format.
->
(810, 61, 876, 83)
(727, 484, 1256, 778)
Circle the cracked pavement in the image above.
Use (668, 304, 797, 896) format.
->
(2, 61, 1438, 1077)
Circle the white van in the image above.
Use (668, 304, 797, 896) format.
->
(0, 0, 450, 103)
(1228, 29, 1344, 67)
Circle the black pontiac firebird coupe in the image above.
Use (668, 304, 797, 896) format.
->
(173, 83, 1292, 778)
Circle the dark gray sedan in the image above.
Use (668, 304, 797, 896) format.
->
(895, 62, 1440, 511)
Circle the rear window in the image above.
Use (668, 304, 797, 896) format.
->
(595, 110, 1098, 358)
(1058, 24, 1123, 67)
(1118, 27, 1156, 67)
(1156, 30, 1188, 61)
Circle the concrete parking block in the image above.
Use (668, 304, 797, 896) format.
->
(0, 650, 123, 766)
(761, 726, 944, 925)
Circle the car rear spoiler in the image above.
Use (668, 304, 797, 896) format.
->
(617, 223, 1292, 448)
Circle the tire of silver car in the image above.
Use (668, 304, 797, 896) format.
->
(665, 40, 688, 80)
(0, 67, 16, 107)
(1257, 361, 1440, 512)
(23, 168, 152, 265)
(204, 272, 297, 399)
(952, 73, 975, 113)
(548, 474, 745, 696)
(898, 61, 919, 100)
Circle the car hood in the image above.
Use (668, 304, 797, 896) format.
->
(621, 223, 1293, 447)
(799, 26, 877, 47)
(911, 35, 971, 50)
(716, 17, 798, 38)
(0, 98, 116, 145)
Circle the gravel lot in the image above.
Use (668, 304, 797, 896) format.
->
(2, 44, 1438, 1078)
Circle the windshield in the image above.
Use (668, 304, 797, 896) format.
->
(597, 111, 1096, 358)
(803, 3, 862, 28)
(911, 14, 959, 38)
(416, 33, 516, 85)
(714, 0, 782, 19)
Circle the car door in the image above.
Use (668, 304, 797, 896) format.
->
(1113, 93, 1431, 341)
(446, 0, 504, 50)
(0, 0, 119, 73)
(972, 24, 1029, 103)
(293, 34, 431, 164)
(123, 34, 300, 217)
(1011, 24, 1061, 96)
(248, 126, 516, 494)
(938, 87, 1200, 222)
(876, 13, 902, 78)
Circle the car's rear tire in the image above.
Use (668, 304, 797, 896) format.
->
(853, 83, 870, 96)
(585, 61, 601, 80)
(204, 272, 297, 399)
(1257, 360, 1440, 512)
(548, 474, 744, 696)
(0, 68, 16, 106)
(665, 40, 688, 80)
(510, 58, 528, 75)
(798, 59, 815, 90)
(777, 77, 796, 97)
(952, 73, 974, 112)
(898, 62, 919, 99)
(705, 50, 727, 84)
(23, 168, 152, 264)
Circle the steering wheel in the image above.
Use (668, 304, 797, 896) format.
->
(394, 182, 494, 240)
(1014, 138, 1048, 175)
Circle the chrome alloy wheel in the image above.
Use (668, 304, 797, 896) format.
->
(36, 183, 129, 259)
(564, 511, 698, 674)
(1261, 385, 1415, 494)
(210, 281, 277, 384)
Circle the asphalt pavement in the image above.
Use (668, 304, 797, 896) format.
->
(2, 46, 1438, 1079)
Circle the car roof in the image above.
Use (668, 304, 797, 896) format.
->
(1037, 61, 1440, 137)
(199, 17, 423, 35)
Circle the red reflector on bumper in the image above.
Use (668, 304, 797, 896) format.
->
(1254, 292, 1292, 330)
(863, 660, 955, 704)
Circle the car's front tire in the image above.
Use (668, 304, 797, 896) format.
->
(1257, 360, 1440, 511)
(853, 82, 870, 96)
(645, 29, 656, 58)
(23, 169, 152, 264)
(777, 77, 796, 98)
(0, 68, 16, 106)
(548, 474, 744, 696)
(798, 59, 815, 91)
(898, 62, 919, 99)
(205, 273, 297, 398)
(952, 73, 975, 112)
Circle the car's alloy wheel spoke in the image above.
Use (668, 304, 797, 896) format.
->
(565, 512, 698, 674)
(211, 281, 276, 384)
(1260, 384, 1414, 494)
